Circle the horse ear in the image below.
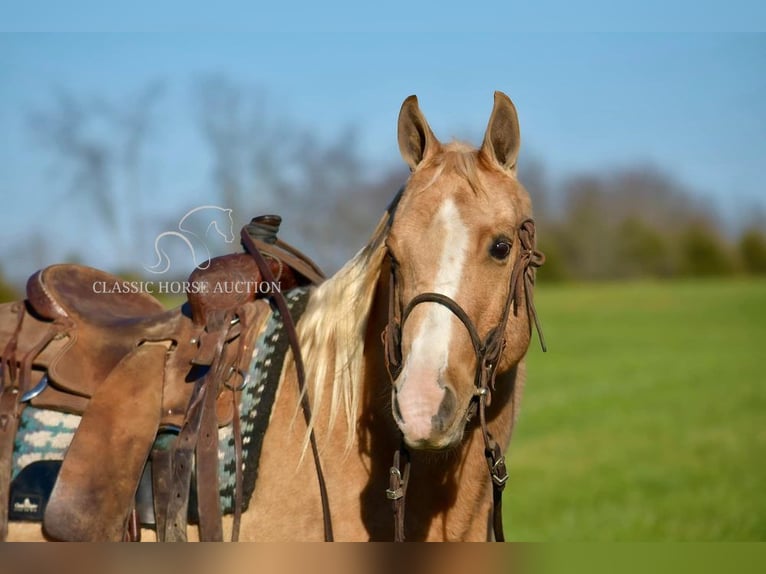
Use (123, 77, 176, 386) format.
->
(398, 95, 442, 170)
(480, 91, 521, 172)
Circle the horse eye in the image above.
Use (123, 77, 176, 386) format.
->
(489, 239, 512, 261)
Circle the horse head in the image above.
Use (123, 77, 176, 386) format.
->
(384, 92, 543, 451)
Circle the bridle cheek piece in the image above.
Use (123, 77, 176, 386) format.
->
(381, 218, 546, 542)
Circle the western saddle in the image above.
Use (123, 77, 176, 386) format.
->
(0, 215, 324, 541)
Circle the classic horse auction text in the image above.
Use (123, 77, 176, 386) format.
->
(91, 280, 282, 295)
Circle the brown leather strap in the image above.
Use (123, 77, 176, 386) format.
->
(509, 219, 547, 352)
(150, 446, 174, 541)
(382, 272, 403, 381)
(163, 441, 196, 542)
(224, 302, 262, 542)
(478, 390, 509, 542)
(1, 303, 26, 389)
(272, 238, 326, 286)
(123, 508, 141, 542)
(162, 325, 227, 542)
(386, 445, 410, 542)
(162, 377, 205, 542)
(195, 353, 224, 541)
(2, 304, 61, 397)
(0, 389, 21, 541)
(241, 228, 334, 542)
(1, 302, 62, 541)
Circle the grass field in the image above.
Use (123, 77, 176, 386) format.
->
(503, 278, 766, 541)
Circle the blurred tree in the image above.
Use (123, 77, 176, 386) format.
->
(28, 83, 163, 271)
(738, 228, 766, 274)
(535, 228, 569, 283)
(16, 78, 755, 284)
(0, 266, 19, 303)
(556, 176, 613, 280)
(544, 166, 736, 281)
(679, 222, 735, 276)
(613, 218, 673, 278)
(603, 167, 715, 228)
(195, 75, 406, 272)
(519, 156, 553, 225)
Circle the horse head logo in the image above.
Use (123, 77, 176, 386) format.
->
(144, 205, 236, 275)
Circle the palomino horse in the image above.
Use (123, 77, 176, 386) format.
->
(5, 91, 544, 541)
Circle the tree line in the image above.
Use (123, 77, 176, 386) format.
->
(521, 162, 766, 282)
(1, 79, 764, 300)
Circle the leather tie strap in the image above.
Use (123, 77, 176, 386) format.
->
(509, 219, 547, 352)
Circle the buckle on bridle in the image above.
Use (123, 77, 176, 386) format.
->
(386, 466, 404, 500)
(489, 456, 509, 488)
(386, 487, 404, 500)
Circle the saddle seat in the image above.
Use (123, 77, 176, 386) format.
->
(21, 265, 196, 403)
(27, 264, 167, 325)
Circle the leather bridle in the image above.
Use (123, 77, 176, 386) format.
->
(248, 208, 545, 542)
(382, 217, 546, 542)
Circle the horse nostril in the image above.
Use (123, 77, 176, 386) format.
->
(433, 386, 457, 432)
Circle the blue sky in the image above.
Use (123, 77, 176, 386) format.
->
(1, 25, 765, 274)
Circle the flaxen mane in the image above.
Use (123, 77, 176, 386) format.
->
(296, 212, 390, 454)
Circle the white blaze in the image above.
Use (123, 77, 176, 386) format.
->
(396, 198, 468, 440)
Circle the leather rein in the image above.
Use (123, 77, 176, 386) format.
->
(240, 228, 334, 542)
(382, 218, 546, 541)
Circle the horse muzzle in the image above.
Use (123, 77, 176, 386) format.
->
(391, 375, 465, 450)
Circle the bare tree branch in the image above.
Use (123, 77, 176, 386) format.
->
(28, 83, 163, 269)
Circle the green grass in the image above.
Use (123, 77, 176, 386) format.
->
(504, 278, 766, 541)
